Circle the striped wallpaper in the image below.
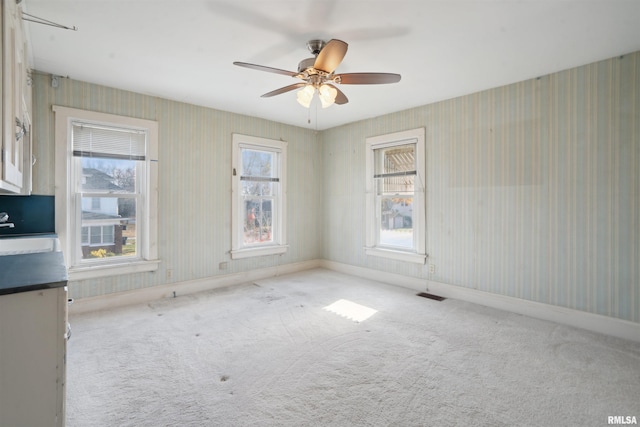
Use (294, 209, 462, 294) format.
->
(31, 51, 639, 324)
(322, 52, 639, 323)
(32, 75, 322, 299)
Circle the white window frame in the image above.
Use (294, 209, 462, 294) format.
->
(53, 106, 159, 280)
(365, 128, 426, 264)
(231, 134, 288, 259)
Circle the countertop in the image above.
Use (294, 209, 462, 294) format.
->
(0, 251, 68, 295)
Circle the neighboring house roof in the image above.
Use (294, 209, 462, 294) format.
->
(82, 211, 123, 226)
(82, 211, 122, 221)
(83, 168, 125, 192)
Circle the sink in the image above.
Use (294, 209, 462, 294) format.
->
(0, 236, 61, 256)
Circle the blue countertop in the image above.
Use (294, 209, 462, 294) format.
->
(0, 251, 68, 295)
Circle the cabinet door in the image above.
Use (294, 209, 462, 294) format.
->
(1, 0, 25, 192)
(0, 286, 68, 427)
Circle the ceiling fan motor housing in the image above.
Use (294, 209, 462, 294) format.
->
(297, 57, 316, 74)
(307, 39, 326, 55)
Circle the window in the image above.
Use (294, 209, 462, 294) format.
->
(231, 134, 287, 259)
(82, 225, 114, 246)
(91, 197, 101, 210)
(365, 128, 426, 264)
(54, 106, 159, 280)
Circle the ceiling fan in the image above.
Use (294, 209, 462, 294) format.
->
(233, 39, 401, 108)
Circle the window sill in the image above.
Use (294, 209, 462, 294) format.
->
(68, 259, 160, 281)
(230, 245, 288, 260)
(364, 247, 427, 264)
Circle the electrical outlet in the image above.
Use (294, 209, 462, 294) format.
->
(429, 264, 436, 274)
(219, 262, 228, 270)
(166, 269, 172, 279)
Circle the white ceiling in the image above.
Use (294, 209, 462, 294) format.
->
(23, 0, 640, 130)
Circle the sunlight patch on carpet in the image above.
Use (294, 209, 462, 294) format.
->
(323, 299, 378, 322)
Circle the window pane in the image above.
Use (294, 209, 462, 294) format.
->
(375, 143, 416, 250)
(80, 197, 137, 260)
(81, 157, 137, 194)
(242, 180, 273, 196)
(243, 198, 274, 245)
(379, 196, 413, 249)
(242, 149, 274, 178)
(102, 226, 114, 244)
(90, 226, 102, 244)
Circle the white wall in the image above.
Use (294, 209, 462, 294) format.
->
(322, 52, 640, 324)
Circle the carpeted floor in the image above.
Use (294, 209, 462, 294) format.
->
(66, 268, 640, 427)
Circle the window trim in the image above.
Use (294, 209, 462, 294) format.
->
(231, 133, 288, 259)
(53, 106, 159, 280)
(365, 128, 427, 264)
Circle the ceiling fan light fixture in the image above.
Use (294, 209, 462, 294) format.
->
(296, 84, 315, 108)
(234, 39, 401, 111)
(318, 84, 338, 108)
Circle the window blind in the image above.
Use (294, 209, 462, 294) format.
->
(373, 143, 416, 179)
(72, 122, 146, 160)
(374, 170, 416, 179)
(240, 176, 280, 182)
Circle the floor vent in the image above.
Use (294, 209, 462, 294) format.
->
(417, 292, 446, 301)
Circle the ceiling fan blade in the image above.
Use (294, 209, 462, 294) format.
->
(313, 39, 348, 73)
(261, 83, 307, 98)
(330, 85, 349, 105)
(336, 72, 401, 85)
(233, 61, 298, 77)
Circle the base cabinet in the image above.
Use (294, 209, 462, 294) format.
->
(0, 286, 68, 427)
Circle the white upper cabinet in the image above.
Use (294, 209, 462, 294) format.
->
(1, 0, 32, 194)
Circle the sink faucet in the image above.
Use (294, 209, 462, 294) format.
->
(0, 212, 15, 228)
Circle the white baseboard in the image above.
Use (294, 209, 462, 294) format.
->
(320, 260, 640, 343)
(69, 258, 639, 343)
(69, 259, 321, 315)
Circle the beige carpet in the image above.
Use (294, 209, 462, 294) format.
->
(66, 269, 640, 426)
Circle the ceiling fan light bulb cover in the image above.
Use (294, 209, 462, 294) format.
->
(319, 84, 338, 108)
(297, 85, 315, 108)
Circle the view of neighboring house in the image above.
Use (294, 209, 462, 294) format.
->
(382, 198, 412, 230)
(80, 168, 132, 258)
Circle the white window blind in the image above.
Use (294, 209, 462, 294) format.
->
(373, 142, 417, 180)
(72, 122, 146, 160)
